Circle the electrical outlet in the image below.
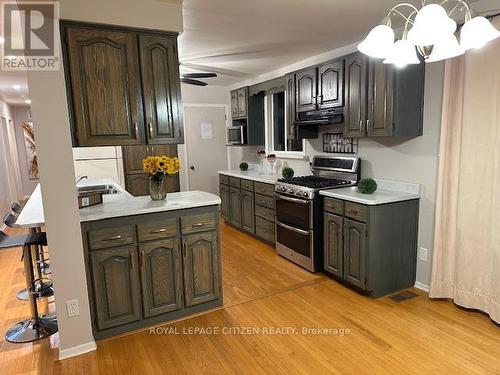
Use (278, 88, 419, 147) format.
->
(66, 299, 80, 317)
(419, 247, 428, 262)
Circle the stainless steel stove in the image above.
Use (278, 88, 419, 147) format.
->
(274, 156, 361, 272)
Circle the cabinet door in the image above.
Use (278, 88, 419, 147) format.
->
(123, 146, 150, 175)
(296, 68, 317, 113)
(90, 246, 142, 330)
(237, 88, 248, 118)
(318, 60, 344, 109)
(182, 231, 221, 307)
(367, 61, 394, 137)
(230, 90, 239, 119)
(139, 35, 184, 145)
(343, 219, 367, 289)
(285, 74, 297, 140)
(324, 213, 343, 278)
(219, 185, 230, 220)
(65, 26, 144, 146)
(229, 187, 242, 228)
(344, 53, 368, 138)
(126, 174, 150, 196)
(241, 191, 255, 235)
(139, 238, 183, 318)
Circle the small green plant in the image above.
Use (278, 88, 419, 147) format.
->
(358, 178, 378, 194)
(239, 162, 249, 171)
(282, 167, 294, 179)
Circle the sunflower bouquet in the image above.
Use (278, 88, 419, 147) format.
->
(142, 156, 180, 200)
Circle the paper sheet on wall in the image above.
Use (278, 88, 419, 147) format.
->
(201, 123, 213, 139)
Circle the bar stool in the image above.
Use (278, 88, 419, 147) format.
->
(11, 202, 23, 214)
(2, 213, 54, 300)
(0, 230, 58, 342)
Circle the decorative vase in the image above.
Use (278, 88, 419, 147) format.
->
(149, 176, 167, 201)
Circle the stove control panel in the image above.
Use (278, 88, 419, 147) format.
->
(275, 184, 315, 200)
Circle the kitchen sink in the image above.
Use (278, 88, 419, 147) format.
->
(77, 184, 120, 196)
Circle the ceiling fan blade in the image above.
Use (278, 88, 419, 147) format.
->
(180, 62, 251, 79)
(183, 72, 217, 79)
(181, 77, 208, 86)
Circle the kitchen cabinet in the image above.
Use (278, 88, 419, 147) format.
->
(318, 60, 344, 110)
(229, 187, 242, 228)
(295, 68, 317, 113)
(344, 52, 424, 138)
(322, 196, 419, 297)
(61, 21, 184, 147)
(138, 35, 183, 145)
(82, 206, 222, 339)
(139, 238, 183, 318)
(285, 73, 297, 141)
(90, 245, 142, 330)
(182, 231, 221, 307)
(219, 184, 230, 221)
(241, 190, 255, 235)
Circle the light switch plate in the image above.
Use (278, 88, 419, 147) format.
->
(419, 247, 428, 262)
(66, 299, 80, 317)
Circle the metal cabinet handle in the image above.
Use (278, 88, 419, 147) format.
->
(103, 235, 122, 241)
(366, 119, 370, 130)
(134, 122, 139, 136)
(192, 223, 204, 228)
(348, 209, 359, 215)
(150, 228, 167, 234)
(148, 123, 153, 139)
(359, 120, 363, 128)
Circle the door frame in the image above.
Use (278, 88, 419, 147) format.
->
(0, 114, 23, 202)
(180, 103, 230, 191)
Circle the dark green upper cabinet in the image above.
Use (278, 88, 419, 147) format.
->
(295, 68, 317, 113)
(345, 52, 424, 138)
(61, 21, 184, 146)
(318, 60, 344, 109)
(139, 34, 183, 144)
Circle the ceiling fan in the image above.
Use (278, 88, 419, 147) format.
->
(180, 72, 218, 86)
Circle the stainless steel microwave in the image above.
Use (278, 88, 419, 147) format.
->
(227, 125, 246, 145)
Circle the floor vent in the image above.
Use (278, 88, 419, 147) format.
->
(389, 290, 419, 302)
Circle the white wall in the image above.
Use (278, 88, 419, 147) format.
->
(26, 0, 183, 359)
(227, 43, 444, 288)
(0, 99, 13, 215)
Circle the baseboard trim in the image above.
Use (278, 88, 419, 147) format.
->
(59, 340, 97, 361)
(414, 282, 430, 292)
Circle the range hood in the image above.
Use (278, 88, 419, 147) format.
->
(295, 107, 344, 126)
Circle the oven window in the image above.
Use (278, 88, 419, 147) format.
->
(276, 198, 310, 230)
(277, 224, 311, 258)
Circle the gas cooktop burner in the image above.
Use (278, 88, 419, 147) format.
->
(278, 176, 352, 189)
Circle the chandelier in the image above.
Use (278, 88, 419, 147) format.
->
(358, 0, 500, 68)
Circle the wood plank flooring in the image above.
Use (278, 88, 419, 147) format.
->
(0, 221, 499, 374)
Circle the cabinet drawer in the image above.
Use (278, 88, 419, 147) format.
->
(324, 197, 344, 215)
(256, 217, 275, 243)
(345, 202, 367, 222)
(88, 225, 136, 250)
(219, 174, 229, 185)
(255, 193, 275, 210)
(254, 182, 274, 197)
(241, 179, 254, 192)
(138, 218, 178, 242)
(229, 177, 241, 188)
(255, 205, 275, 222)
(181, 213, 216, 234)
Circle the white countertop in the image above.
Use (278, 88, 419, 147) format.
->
(320, 179, 420, 206)
(16, 179, 221, 227)
(218, 170, 280, 184)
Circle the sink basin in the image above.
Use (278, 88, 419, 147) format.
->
(78, 184, 120, 196)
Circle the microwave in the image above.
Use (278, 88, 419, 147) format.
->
(227, 125, 246, 145)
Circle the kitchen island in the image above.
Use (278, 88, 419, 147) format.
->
(17, 179, 223, 339)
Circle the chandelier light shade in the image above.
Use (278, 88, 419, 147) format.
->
(407, 4, 457, 47)
(383, 39, 420, 68)
(460, 16, 500, 50)
(357, 25, 395, 58)
(357, 1, 499, 67)
(427, 34, 465, 63)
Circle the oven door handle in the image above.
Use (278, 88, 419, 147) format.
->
(274, 193, 310, 205)
(276, 221, 310, 236)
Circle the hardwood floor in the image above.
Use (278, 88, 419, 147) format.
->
(0, 221, 499, 374)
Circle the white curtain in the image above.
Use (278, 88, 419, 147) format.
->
(429, 19, 500, 324)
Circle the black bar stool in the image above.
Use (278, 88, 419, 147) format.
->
(2, 213, 54, 301)
(11, 202, 23, 214)
(0, 230, 58, 343)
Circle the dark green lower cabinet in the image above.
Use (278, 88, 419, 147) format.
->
(229, 187, 242, 228)
(90, 245, 142, 330)
(139, 238, 183, 318)
(324, 213, 343, 278)
(343, 219, 367, 290)
(183, 231, 221, 307)
(241, 191, 255, 234)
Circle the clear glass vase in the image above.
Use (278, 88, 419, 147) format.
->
(149, 176, 167, 201)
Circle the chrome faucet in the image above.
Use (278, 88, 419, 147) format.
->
(75, 175, 88, 184)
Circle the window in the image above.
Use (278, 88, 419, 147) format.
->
(265, 90, 306, 158)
